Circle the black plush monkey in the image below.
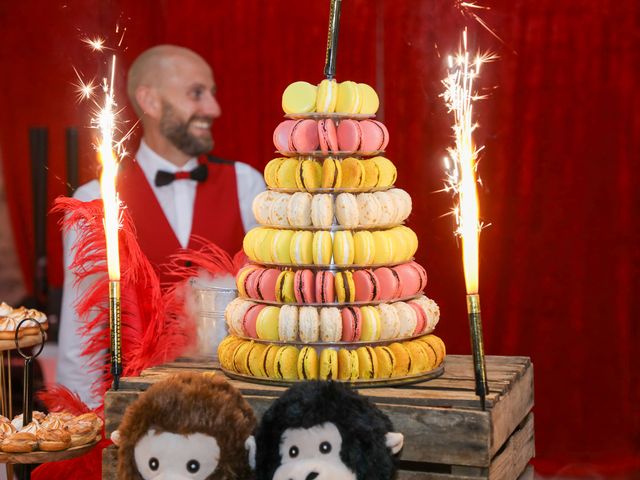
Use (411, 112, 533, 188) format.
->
(255, 381, 403, 480)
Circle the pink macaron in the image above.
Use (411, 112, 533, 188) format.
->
(318, 119, 339, 155)
(341, 306, 362, 342)
(373, 267, 401, 300)
(336, 119, 361, 153)
(273, 120, 296, 152)
(257, 268, 280, 302)
(359, 119, 389, 153)
(315, 270, 335, 304)
(290, 119, 319, 153)
(242, 304, 265, 338)
(393, 261, 428, 297)
(352, 269, 381, 302)
(294, 269, 316, 303)
(245, 268, 265, 299)
(408, 301, 427, 335)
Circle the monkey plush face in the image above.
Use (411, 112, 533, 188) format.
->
(133, 429, 220, 480)
(274, 422, 355, 480)
(114, 373, 257, 480)
(255, 381, 403, 480)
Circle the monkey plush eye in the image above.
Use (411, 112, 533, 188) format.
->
(319, 441, 332, 454)
(186, 459, 200, 473)
(289, 445, 299, 458)
(148, 457, 159, 471)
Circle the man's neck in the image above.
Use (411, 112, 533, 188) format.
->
(142, 132, 192, 167)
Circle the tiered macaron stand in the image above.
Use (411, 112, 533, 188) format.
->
(0, 320, 98, 479)
(220, 110, 445, 388)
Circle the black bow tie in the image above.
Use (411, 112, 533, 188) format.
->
(154, 163, 209, 187)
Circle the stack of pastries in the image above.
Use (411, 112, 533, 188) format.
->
(0, 302, 48, 340)
(219, 80, 446, 383)
(0, 411, 102, 453)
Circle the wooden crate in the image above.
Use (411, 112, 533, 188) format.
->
(103, 355, 534, 480)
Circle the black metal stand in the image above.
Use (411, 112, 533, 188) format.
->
(13, 319, 46, 480)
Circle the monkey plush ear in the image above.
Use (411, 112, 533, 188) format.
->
(245, 435, 256, 469)
(110, 430, 121, 447)
(385, 432, 404, 454)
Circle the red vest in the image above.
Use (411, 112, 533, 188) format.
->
(118, 156, 245, 280)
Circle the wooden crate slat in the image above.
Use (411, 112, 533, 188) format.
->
(489, 364, 534, 457)
(488, 413, 534, 480)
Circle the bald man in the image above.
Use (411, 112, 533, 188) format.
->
(57, 45, 264, 405)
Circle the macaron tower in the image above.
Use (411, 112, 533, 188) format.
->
(219, 80, 446, 385)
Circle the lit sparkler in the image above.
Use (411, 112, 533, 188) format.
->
(77, 38, 124, 389)
(442, 28, 494, 410)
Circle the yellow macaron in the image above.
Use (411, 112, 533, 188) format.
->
(353, 230, 376, 265)
(316, 79, 338, 113)
(357, 83, 380, 114)
(275, 346, 300, 380)
(360, 306, 381, 342)
(290, 230, 314, 265)
(333, 230, 355, 266)
(271, 229, 295, 264)
(313, 230, 333, 265)
(264, 158, 284, 188)
(356, 346, 379, 379)
(335, 81, 362, 114)
(374, 346, 396, 379)
(256, 306, 281, 341)
(321, 157, 342, 189)
(341, 157, 366, 190)
(295, 160, 322, 191)
(371, 230, 394, 264)
(247, 343, 269, 378)
(338, 349, 359, 381)
(371, 156, 397, 187)
(319, 348, 339, 380)
(297, 346, 319, 380)
(335, 271, 355, 303)
(282, 81, 317, 114)
(276, 158, 299, 189)
(275, 270, 296, 303)
(387, 342, 411, 377)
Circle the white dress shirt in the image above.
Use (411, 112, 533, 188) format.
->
(56, 141, 264, 406)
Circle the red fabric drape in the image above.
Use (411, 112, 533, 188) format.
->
(0, 0, 638, 475)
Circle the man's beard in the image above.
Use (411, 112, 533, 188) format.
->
(159, 101, 214, 156)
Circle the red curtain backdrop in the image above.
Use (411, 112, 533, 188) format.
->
(0, 0, 638, 475)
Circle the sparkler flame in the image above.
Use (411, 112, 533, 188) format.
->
(97, 55, 121, 281)
(442, 29, 494, 295)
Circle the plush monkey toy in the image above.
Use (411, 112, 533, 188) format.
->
(255, 381, 404, 480)
(112, 372, 256, 480)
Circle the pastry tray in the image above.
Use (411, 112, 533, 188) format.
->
(257, 222, 405, 232)
(250, 258, 415, 270)
(284, 113, 375, 120)
(241, 293, 422, 308)
(267, 185, 395, 194)
(276, 150, 385, 159)
(0, 437, 100, 464)
(0, 333, 47, 353)
(222, 365, 443, 389)
(232, 330, 434, 347)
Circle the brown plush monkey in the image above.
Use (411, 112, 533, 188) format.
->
(112, 372, 256, 480)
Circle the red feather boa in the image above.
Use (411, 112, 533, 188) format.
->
(33, 197, 244, 480)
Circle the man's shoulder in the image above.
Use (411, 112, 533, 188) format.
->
(73, 179, 101, 202)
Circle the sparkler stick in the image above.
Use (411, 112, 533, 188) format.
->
(443, 29, 493, 410)
(97, 54, 123, 390)
(324, 0, 342, 79)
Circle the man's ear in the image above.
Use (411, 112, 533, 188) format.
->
(136, 85, 162, 119)
(245, 435, 256, 470)
(385, 432, 404, 455)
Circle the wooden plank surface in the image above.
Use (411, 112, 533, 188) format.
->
(104, 355, 534, 471)
(488, 414, 535, 480)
